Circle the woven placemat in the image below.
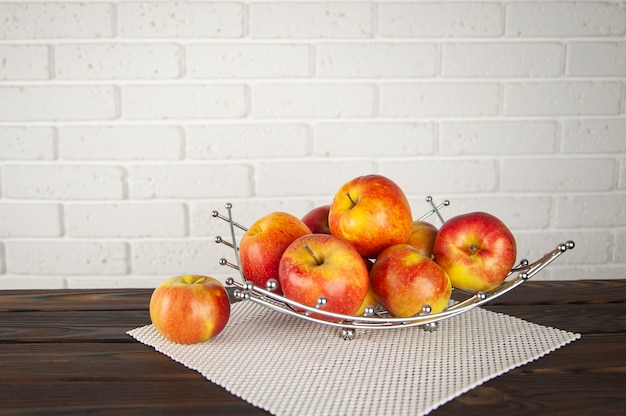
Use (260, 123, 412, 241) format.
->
(128, 300, 580, 415)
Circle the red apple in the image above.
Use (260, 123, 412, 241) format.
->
(370, 244, 452, 318)
(328, 174, 413, 258)
(239, 212, 311, 294)
(406, 220, 438, 258)
(301, 205, 331, 234)
(278, 234, 370, 322)
(149, 275, 230, 344)
(432, 211, 517, 292)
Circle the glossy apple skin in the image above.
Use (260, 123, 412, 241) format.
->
(239, 212, 311, 294)
(370, 244, 452, 318)
(432, 211, 517, 292)
(149, 275, 231, 344)
(278, 234, 370, 321)
(329, 175, 413, 259)
(354, 285, 378, 316)
(301, 205, 331, 234)
(406, 220, 438, 258)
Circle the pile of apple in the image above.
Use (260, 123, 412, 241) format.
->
(149, 174, 517, 344)
(240, 173, 517, 322)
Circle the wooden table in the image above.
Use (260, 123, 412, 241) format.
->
(1, 280, 625, 415)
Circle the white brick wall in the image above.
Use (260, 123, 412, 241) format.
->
(54, 44, 181, 80)
(249, 3, 373, 38)
(0, 0, 624, 289)
(118, 2, 244, 38)
(505, 2, 626, 36)
(0, 45, 49, 80)
(378, 3, 502, 37)
(0, 3, 114, 39)
(0, 86, 118, 121)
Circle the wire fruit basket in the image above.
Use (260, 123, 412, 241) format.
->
(212, 198, 575, 340)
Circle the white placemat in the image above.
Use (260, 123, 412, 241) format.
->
(128, 300, 580, 416)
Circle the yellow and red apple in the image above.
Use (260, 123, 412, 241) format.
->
(301, 204, 331, 234)
(278, 233, 370, 321)
(370, 244, 452, 318)
(329, 175, 413, 259)
(239, 212, 311, 294)
(149, 275, 231, 344)
(406, 220, 438, 258)
(354, 258, 378, 316)
(354, 285, 378, 316)
(433, 211, 517, 292)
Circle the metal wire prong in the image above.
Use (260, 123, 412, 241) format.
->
(427, 196, 446, 224)
(214, 235, 236, 249)
(418, 197, 450, 223)
(219, 258, 239, 270)
(211, 209, 248, 231)
(225, 204, 249, 284)
(304, 297, 328, 316)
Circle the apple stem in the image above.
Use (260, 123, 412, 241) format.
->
(303, 245, 323, 265)
(345, 192, 358, 207)
(469, 244, 480, 255)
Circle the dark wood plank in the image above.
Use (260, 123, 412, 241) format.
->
(0, 344, 268, 415)
(0, 380, 269, 416)
(485, 279, 626, 305)
(483, 303, 626, 334)
(0, 289, 153, 312)
(0, 310, 150, 342)
(0, 343, 197, 382)
(431, 372, 626, 416)
(503, 333, 626, 375)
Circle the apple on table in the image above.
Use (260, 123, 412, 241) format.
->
(239, 212, 311, 294)
(278, 233, 370, 322)
(149, 275, 231, 344)
(433, 211, 517, 292)
(329, 174, 413, 259)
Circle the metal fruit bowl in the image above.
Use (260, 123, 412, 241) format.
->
(212, 198, 575, 340)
